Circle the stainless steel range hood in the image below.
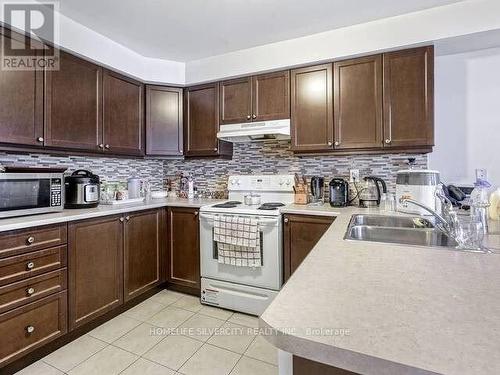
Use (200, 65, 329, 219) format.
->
(217, 119, 290, 143)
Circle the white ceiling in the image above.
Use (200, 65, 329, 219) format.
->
(58, 0, 464, 62)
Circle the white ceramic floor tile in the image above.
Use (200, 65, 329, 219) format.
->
(198, 305, 234, 321)
(231, 356, 278, 375)
(149, 289, 185, 305)
(120, 358, 175, 375)
(123, 298, 166, 321)
(68, 345, 138, 375)
(88, 314, 141, 343)
(228, 313, 259, 329)
(244, 336, 278, 366)
(179, 344, 240, 375)
(15, 361, 63, 375)
(113, 322, 164, 355)
(147, 306, 194, 330)
(208, 322, 256, 354)
(143, 334, 202, 370)
(179, 313, 225, 342)
(43, 334, 107, 372)
(172, 295, 203, 312)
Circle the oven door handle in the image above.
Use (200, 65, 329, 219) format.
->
(199, 213, 279, 227)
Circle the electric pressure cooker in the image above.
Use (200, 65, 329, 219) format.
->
(64, 170, 100, 208)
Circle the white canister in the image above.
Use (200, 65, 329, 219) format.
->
(127, 177, 142, 199)
(395, 170, 440, 215)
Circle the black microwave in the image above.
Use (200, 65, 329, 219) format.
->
(0, 173, 64, 218)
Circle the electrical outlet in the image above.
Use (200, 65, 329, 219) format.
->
(476, 168, 488, 181)
(349, 169, 360, 182)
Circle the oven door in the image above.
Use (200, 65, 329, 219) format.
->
(0, 174, 61, 218)
(200, 212, 283, 290)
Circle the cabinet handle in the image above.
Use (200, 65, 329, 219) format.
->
(179, 149, 183, 153)
(252, 114, 257, 119)
(194, 211, 199, 217)
(125, 216, 130, 221)
(385, 139, 391, 144)
(27, 287, 35, 296)
(284, 218, 289, 223)
(213, 147, 218, 152)
(334, 141, 340, 146)
(98, 144, 104, 149)
(246, 115, 251, 120)
(119, 217, 124, 222)
(36, 137, 44, 143)
(327, 141, 333, 146)
(105, 144, 110, 149)
(26, 325, 35, 334)
(26, 236, 35, 245)
(26, 261, 35, 270)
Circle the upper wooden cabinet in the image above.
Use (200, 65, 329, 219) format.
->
(220, 77, 252, 124)
(184, 83, 232, 158)
(333, 55, 383, 150)
(103, 70, 144, 156)
(167, 207, 200, 295)
(44, 51, 102, 151)
(0, 28, 43, 147)
(290, 64, 333, 152)
(124, 209, 164, 302)
(220, 70, 290, 125)
(146, 86, 183, 156)
(383, 46, 434, 148)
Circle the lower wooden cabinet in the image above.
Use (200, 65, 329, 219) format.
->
(68, 215, 124, 330)
(167, 207, 200, 295)
(283, 214, 335, 282)
(124, 209, 164, 302)
(293, 356, 358, 375)
(0, 291, 67, 366)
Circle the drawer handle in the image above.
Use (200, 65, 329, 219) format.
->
(26, 325, 35, 334)
(26, 236, 35, 245)
(27, 287, 35, 295)
(26, 262, 35, 270)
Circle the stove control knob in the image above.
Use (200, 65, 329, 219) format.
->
(278, 180, 284, 186)
(237, 179, 242, 186)
(285, 180, 292, 186)
(230, 179, 236, 185)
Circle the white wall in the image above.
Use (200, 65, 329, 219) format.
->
(186, 0, 500, 84)
(430, 47, 500, 188)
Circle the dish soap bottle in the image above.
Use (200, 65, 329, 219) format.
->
(470, 178, 491, 233)
(489, 188, 500, 220)
(187, 176, 194, 200)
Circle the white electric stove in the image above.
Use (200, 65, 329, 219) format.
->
(199, 175, 294, 315)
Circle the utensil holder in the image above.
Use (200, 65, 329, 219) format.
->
(294, 193, 308, 205)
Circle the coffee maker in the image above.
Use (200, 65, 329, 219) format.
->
(310, 177, 325, 205)
(329, 178, 349, 207)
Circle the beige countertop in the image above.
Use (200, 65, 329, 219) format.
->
(260, 206, 500, 375)
(0, 197, 223, 233)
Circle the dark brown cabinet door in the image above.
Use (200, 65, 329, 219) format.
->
(44, 51, 102, 151)
(146, 86, 183, 156)
(283, 214, 334, 282)
(334, 55, 383, 149)
(185, 83, 232, 157)
(220, 77, 252, 124)
(167, 208, 200, 295)
(124, 209, 163, 302)
(291, 64, 333, 152)
(68, 216, 123, 330)
(383, 46, 434, 148)
(103, 70, 144, 155)
(0, 28, 43, 147)
(252, 70, 290, 121)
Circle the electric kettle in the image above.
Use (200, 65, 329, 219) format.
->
(359, 176, 387, 208)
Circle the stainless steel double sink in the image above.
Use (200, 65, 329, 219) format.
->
(345, 214, 458, 248)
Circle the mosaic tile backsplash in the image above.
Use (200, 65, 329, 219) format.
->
(164, 141, 428, 194)
(0, 140, 428, 197)
(0, 152, 167, 189)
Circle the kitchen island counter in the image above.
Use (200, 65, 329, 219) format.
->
(261, 206, 500, 375)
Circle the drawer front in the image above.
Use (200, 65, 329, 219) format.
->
(0, 246, 67, 287)
(0, 269, 67, 314)
(0, 291, 67, 366)
(0, 224, 67, 259)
